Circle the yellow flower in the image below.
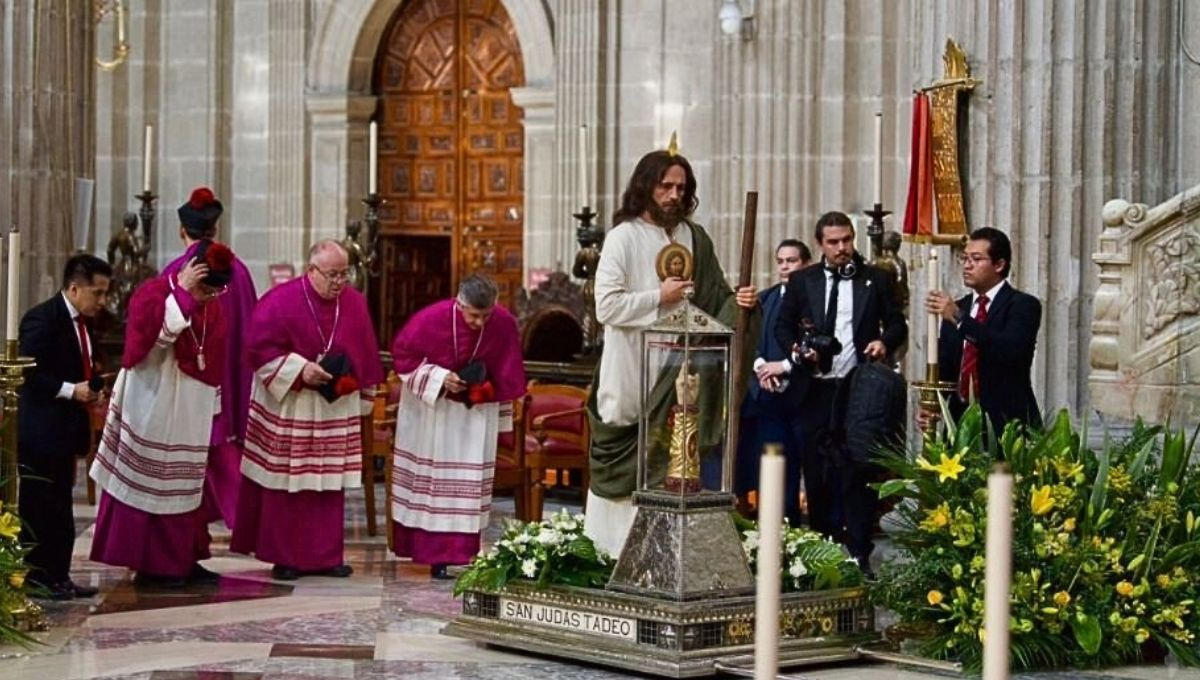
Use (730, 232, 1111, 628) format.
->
(1157, 574, 1172, 588)
(917, 450, 967, 483)
(1030, 485, 1055, 516)
(0, 512, 19, 540)
(1115, 581, 1135, 597)
(8, 571, 24, 588)
(920, 503, 951, 531)
(1053, 591, 1071, 607)
(927, 590, 944, 606)
(1062, 517, 1076, 532)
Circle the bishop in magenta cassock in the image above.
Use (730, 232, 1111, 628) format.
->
(230, 240, 382, 581)
(89, 240, 235, 586)
(389, 274, 526, 579)
(161, 186, 258, 532)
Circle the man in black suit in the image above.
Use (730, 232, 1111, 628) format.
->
(774, 211, 907, 572)
(18, 254, 112, 599)
(925, 227, 1042, 433)
(736, 239, 812, 524)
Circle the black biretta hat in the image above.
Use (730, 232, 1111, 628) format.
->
(178, 186, 224, 238)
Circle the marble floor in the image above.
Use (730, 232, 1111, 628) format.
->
(2, 468, 1197, 680)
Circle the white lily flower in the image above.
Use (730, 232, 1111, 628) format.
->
(521, 558, 538, 578)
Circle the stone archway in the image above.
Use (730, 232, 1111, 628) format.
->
(304, 0, 556, 288)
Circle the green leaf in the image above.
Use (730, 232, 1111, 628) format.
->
(1160, 429, 1186, 488)
(1126, 436, 1155, 479)
(877, 478, 914, 499)
(1088, 444, 1110, 530)
(1157, 541, 1200, 571)
(1069, 612, 1102, 656)
(565, 536, 597, 561)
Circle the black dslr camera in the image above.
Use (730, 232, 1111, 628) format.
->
(797, 318, 842, 374)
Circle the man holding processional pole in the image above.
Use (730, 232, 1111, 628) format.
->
(583, 137, 760, 557)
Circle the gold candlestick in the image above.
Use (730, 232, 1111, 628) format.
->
(0, 338, 35, 508)
(912, 362, 956, 430)
(0, 337, 45, 633)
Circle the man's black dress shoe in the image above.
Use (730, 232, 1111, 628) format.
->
(271, 565, 300, 581)
(31, 581, 75, 601)
(430, 564, 453, 580)
(188, 563, 221, 584)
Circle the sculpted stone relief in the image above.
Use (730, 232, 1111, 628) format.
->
(1143, 226, 1200, 339)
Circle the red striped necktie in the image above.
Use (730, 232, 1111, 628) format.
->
(958, 294, 988, 400)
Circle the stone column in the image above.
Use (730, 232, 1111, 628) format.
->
(96, 0, 160, 266)
(542, 0, 602, 276)
(156, 0, 232, 264)
(0, 0, 94, 305)
(264, 0, 309, 273)
(511, 86, 557, 280)
(306, 94, 377, 258)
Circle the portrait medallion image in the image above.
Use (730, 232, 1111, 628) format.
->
(655, 243, 694, 281)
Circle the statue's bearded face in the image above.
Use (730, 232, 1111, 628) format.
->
(647, 164, 687, 228)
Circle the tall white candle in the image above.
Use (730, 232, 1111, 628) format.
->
(874, 112, 883, 205)
(368, 121, 378, 195)
(926, 248, 939, 365)
(116, 0, 126, 44)
(754, 444, 784, 680)
(578, 124, 589, 210)
(983, 465, 1014, 680)
(142, 125, 153, 193)
(7, 230, 20, 340)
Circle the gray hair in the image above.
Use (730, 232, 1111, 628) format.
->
(457, 273, 499, 308)
(307, 238, 347, 264)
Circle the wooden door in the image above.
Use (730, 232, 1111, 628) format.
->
(373, 0, 525, 344)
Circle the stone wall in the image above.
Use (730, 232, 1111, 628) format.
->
(0, 0, 93, 309)
(84, 0, 1200, 418)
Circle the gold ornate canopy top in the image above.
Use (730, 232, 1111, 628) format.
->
(666, 131, 679, 157)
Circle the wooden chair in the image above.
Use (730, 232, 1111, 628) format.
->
(493, 394, 534, 521)
(362, 373, 401, 546)
(524, 382, 590, 522)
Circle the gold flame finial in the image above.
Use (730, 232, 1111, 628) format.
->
(666, 131, 679, 157)
(943, 38, 969, 80)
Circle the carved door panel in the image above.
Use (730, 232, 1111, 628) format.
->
(373, 235, 451, 347)
(375, 0, 525, 341)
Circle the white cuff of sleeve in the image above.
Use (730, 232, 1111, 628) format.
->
(57, 381, 74, 400)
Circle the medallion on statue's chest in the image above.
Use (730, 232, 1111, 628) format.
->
(654, 243, 693, 282)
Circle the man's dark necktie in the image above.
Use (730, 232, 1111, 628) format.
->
(958, 294, 989, 400)
(824, 274, 839, 337)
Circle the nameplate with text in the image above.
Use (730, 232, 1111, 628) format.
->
(498, 598, 636, 641)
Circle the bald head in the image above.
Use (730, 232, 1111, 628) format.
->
(306, 239, 350, 299)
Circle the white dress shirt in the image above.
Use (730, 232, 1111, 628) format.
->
(56, 292, 92, 400)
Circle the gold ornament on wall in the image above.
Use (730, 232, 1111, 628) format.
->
(94, 0, 130, 71)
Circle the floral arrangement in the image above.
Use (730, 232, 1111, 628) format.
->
(453, 509, 612, 597)
(734, 514, 864, 592)
(0, 499, 36, 645)
(872, 404, 1200, 672)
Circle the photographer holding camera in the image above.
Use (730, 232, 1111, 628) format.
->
(773, 211, 907, 575)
